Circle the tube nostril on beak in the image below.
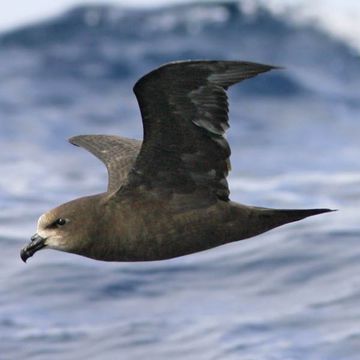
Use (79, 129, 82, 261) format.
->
(31, 233, 42, 242)
(20, 234, 47, 263)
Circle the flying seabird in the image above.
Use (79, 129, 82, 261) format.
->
(20, 60, 333, 263)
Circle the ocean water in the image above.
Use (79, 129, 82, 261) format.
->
(0, 2, 359, 359)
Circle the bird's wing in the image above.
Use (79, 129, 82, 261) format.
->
(69, 135, 141, 192)
(117, 60, 277, 202)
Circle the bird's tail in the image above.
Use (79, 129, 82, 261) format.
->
(253, 207, 335, 232)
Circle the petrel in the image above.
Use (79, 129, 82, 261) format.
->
(20, 60, 333, 263)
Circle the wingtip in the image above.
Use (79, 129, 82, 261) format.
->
(308, 208, 338, 216)
(261, 64, 285, 72)
(68, 136, 77, 145)
(271, 65, 285, 70)
(241, 61, 285, 75)
(68, 135, 83, 147)
(318, 208, 338, 212)
(326, 208, 338, 213)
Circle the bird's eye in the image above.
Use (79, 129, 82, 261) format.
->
(55, 218, 67, 226)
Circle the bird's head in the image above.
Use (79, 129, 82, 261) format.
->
(20, 195, 104, 262)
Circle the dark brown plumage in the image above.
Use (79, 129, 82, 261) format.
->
(20, 60, 333, 263)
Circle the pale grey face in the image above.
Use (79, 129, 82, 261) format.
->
(37, 213, 71, 249)
(20, 211, 73, 262)
(20, 196, 100, 262)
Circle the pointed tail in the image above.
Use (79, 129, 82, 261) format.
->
(253, 207, 336, 233)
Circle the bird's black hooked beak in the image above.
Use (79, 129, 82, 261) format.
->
(20, 233, 47, 263)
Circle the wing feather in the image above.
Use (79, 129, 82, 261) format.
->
(120, 60, 277, 201)
(69, 135, 141, 192)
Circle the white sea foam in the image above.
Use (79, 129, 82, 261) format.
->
(0, 1, 360, 54)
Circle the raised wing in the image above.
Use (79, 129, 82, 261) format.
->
(69, 135, 141, 192)
(119, 60, 277, 201)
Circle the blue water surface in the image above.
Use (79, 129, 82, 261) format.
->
(0, 2, 359, 359)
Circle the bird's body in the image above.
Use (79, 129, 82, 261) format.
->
(56, 194, 253, 261)
(21, 60, 333, 263)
